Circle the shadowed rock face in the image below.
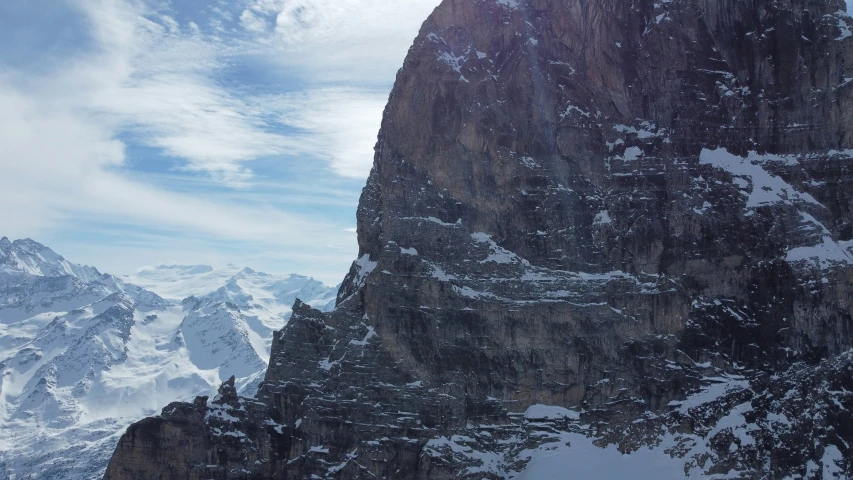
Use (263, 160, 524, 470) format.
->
(104, 0, 853, 478)
(349, 0, 853, 409)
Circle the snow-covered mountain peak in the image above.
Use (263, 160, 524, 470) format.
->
(0, 238, 168, 325)
(237, 266, 257, 275)
(0, 238, 101, 283)
(127, 264, 338, 312)
(125, 264, 244, 302)
(83, 292, 134, 317)
(0, 241, 341, 479)
(153, 264, 214, 275)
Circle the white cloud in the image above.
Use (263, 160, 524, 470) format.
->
(55, 0, 293, 187)
(0, 0, 359, 273)
(240, 9, 268, 33)
(0, 85, 125, 234)
(243, 0, 440, 83)
(0, 81, 351, 250)
(41, 0, 438, 182)
(259, 88, 388, 178)
(0, 0, 442, 279)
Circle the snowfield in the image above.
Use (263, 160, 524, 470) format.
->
(0, 237, 337, 479)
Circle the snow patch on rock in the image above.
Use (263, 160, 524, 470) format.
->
(700, 148, 821, 209)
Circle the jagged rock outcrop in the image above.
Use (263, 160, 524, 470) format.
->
(103, 0, 853, 478)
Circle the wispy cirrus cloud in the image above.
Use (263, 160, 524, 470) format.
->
(0, 80, 354, 253)
(0, 0, 441, 281)
(4, 0, 437, 184)
(238, 0, 439, 83)
(257, 88, 388, 178)
(57, 0, 292, 186)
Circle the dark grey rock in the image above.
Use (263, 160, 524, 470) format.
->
(103, 0, 853, 478)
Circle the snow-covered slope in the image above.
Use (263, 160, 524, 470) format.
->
(125, 264, 338, 310)
(0, 237, 101, 283)
(123, 264, 242, 301)
(0, 238, 338, 479)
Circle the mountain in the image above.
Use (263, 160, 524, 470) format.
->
(0, 237, 101, 282)
(0, 237, 167, 327)
(126, 264, 337, 312)
(104, 0, 853, 478)
(0, 239, 338, 479)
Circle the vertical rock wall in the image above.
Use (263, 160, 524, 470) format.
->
(104, 0, 853, 478)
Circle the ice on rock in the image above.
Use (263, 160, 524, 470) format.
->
(699, 148, 821, 208)
(523, 404, 581, 420)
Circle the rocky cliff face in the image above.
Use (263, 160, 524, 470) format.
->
(103, 0, 853, 478)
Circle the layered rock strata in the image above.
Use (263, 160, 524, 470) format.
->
(104, 0, 853, 477)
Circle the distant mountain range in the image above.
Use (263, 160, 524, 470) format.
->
(0, 237, 338, 479)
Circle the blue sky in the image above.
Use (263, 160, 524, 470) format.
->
(1, 0, 850, 285)
(0, 0, 441, 285)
